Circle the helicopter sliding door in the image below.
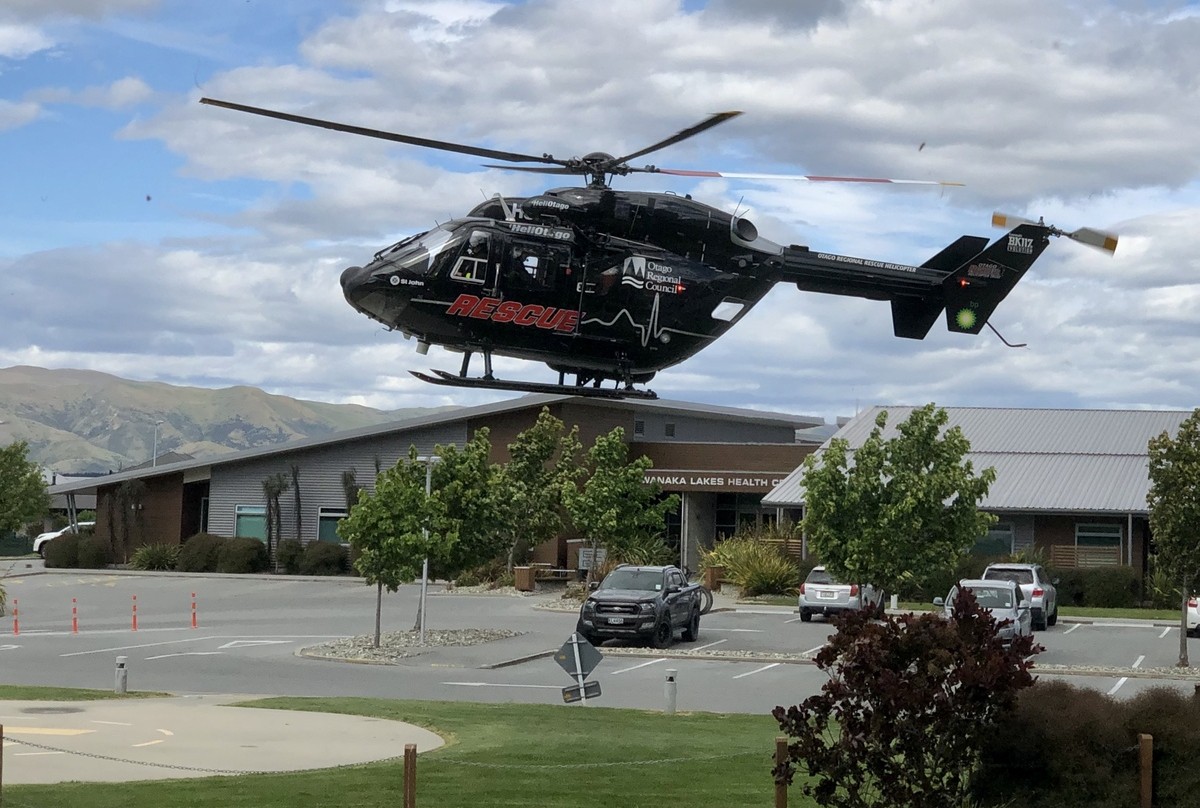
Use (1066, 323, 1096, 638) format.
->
(500, 239, 571, 295)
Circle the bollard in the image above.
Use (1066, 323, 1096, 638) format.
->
(403, 743, 417, 808)
(191, 592, 198, 629)
(72, 597, 78, 634)
(890, 593, 898, 612)
(664, 668, 677, 715)
(115, 655, 128, 694)
(10, 599, 17, 636)
(131, 595, 138, 632)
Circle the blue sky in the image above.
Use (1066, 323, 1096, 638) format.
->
(3, 0, 1200, 423)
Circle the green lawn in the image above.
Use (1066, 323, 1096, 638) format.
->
(1, 693, 802, 808)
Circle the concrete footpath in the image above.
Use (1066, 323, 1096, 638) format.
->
(0, 694, 443, 784)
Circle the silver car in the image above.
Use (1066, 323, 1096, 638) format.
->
(798, 565, 876, 622)
(982, 563, 1058, 631)
(935, 578, 1033, 643)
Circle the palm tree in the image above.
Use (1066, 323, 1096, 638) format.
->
(261, 472, 290, 566)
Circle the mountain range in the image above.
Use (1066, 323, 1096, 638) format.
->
(0, 366, 448, 474)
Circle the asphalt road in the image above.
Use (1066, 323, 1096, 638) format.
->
(2, 568, 1197, 714)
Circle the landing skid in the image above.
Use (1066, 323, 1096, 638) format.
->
(410, 369, 658, 400)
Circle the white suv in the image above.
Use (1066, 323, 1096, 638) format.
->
(1187, 595, 1199, 638)
(32, 521, 95, 557)
(982, 562, 1058, 631)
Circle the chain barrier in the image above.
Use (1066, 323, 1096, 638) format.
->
(429, 748, 763, 770)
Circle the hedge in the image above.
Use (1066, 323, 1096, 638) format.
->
(176, 533, 228, 572)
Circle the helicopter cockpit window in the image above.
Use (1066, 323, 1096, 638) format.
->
(449, 230, 490, 284)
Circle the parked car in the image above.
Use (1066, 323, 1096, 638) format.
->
(935, 578, 1033, 643)
(981, 562, 1058, 631)
(798, 565, 877, 622)
(1188, 595, 1199, 638)
(32, 521, 95, 558)
(576, 564, 702, 648)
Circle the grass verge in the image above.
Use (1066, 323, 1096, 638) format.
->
(2, 695, 800, 808)
(0, 684, 170, 700)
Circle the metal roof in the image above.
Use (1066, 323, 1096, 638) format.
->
(763, 406, 1192, 513)
(48, 393, 823, 496)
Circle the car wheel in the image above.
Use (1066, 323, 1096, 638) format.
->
(682, 608, 700, 642)
(652, 618, 674, 649)
(1047, 606, 1058, 627)
(799, 608, 812, 623)
(1033, 610, 1048, 632)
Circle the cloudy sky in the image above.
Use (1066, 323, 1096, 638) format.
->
(3, 0, 1199, 424)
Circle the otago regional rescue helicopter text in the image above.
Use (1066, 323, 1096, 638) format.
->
(200, 98, 1119, 399)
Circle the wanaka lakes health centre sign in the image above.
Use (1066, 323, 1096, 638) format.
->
(643, 471, 788, 492)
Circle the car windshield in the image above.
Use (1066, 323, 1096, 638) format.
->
(970, 587, 1015, 609)
(805, 568, 834, 585)
(599, 569, 663, 592)
(985, 568, 1034, 585)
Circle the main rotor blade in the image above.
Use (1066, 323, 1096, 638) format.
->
(481, 164, 581, 175)
(650, 167, 964, 186)
(608, 111, 743, 167)
(200, 98, 564, 166)
(992, 211, 1039, 228)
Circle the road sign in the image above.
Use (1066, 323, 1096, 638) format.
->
(554, 633, 602, 679)
(562, 680, 601, 704)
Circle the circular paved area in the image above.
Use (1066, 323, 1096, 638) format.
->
(0, 695, 443, 784)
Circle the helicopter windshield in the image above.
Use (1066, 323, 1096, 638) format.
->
(375, 225, 460, 277)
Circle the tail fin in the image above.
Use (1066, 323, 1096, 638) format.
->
(890, 236, 989, 339)
(942, 223, 1051, 334)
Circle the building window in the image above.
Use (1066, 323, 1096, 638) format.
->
(973, 523, 1014, 556)
(234, 505, 267, 540)
(634, 419, 645, 436)
(664, 422, 676, 438)
(1074, 522, 1122, 567)
(318, 507, 348, 543)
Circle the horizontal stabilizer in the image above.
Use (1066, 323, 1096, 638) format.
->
(891, 297, 944, 339)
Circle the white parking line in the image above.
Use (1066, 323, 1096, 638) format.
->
(1108, 677, 1129, 695)
(442, 682, 561, 689)
(1159, 627, 1172, 639)
(692, 639, 728, 651)
(612, 658, 666, 675)
(783, 617, 804, 624)
(1063, 624, 1082, 635)
(1132, 655, 1145, 668)
(803, 644, 825, 656)
(732, 663, 780, 680)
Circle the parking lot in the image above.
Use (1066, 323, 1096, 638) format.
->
(1, 569, 1197, 715)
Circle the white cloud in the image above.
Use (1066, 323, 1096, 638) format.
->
(6, 0, 1200, 420)
(0, 22, 52, 58)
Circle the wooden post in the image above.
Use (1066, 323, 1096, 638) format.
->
(403, 743, 417, 808)
(1139, 733, 1153, 808)
(774, 736, 788, 808)
(2, 722, 5, 808)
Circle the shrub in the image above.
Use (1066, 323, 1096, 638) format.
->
(131, 543, 181, 571)
(76, 533, 111, 569)
(488, 570, 515, 589)
(216, 537, 269, 574)
(701, 537, 799, 596)
(276, 539, 304, 575)
(177, 533, 228, 572)
(608, 534, 673, 566)
(299, 541, 348, 575)
(776, 588, 1040, 808)
(454, 567, 484, 588)
(974, 681, 1200, 807)
(43, 531, 81, 569)
(1143, 555, 1179, 609)
(1079, 566, 1141, 608)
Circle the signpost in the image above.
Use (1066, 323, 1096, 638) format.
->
(554, 632, 603, 704)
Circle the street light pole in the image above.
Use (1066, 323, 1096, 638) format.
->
(152, 420, 163, 467)
(417, 455, 441, 645)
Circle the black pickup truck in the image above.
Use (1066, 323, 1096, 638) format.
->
(576, 564, 701, 648)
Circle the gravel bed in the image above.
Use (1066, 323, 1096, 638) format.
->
(302, 628, 522, 664)
(436, 584, 536, 597)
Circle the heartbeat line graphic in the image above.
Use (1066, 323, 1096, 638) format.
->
(582, 294, 711, 347)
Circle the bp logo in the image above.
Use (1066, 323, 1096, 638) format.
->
(955, 309, 977, 330)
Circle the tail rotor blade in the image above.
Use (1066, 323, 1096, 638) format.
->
(1069, 227, 1119, 254)
(992, 211, 1038, 229)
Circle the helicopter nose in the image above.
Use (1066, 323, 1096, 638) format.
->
(340, 265, 369, 293)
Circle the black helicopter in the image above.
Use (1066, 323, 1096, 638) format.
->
(200, 98, 1118, 399)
